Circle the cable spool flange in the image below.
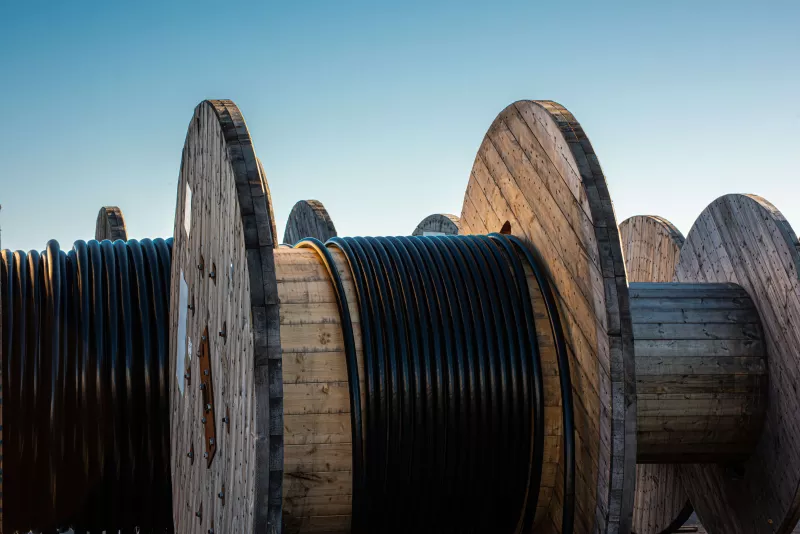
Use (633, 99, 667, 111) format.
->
(283, 200, 337, 245)
(95, 206, 129, 241)
(411, 213, 461, 236)
(460, 100, 638, 533)
(673, 194, 800, 533)
(619, 215, 693, 534)
(168, 100, 281, 533)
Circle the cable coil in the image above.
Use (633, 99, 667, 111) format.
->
(297, 234, 575, 534)
(1, 238, 174, 533)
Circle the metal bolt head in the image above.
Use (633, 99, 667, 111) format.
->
(188, 303, 194, 311)
(218, 491, 224, 499)
(219, 330, 226, 337)
(203, 452, 209, 458)
(206, 403, 212, 411)
(202, 417, 207, 424)
(222, 416, 229, 424)
(209, 271, 216, 279)
(195, 511, 202, 518)
(187, 451, 194, 458)
(200, 383, 205, 390)
(201, 335, 207, 341)
(209, 437, 215, 445)
(204, 369, 209, 376)
(184, 372, 191, 379)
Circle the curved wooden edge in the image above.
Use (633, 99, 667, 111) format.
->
(95, 206, 128, 241)
(460, 100, 636, 533)
(169, 99, 280, 534)
(282, 199, 337, 245)
(675, 194, 800, 533)
(411, 213, 461, 236)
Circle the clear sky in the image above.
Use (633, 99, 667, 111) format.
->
(0, 1, 798, 252)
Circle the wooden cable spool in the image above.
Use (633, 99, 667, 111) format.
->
(95, 205, 128, 241)
(283, 200, 337, 245)
(411, 213, 461, 236)
(619, 215, 693, 534)
(4, 99, 800, 534)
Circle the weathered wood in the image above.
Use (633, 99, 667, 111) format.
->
(675, 194, 800, 534)
(620, 215, 692, 534)
(168, 100, 280, 534)
(411, 213, 460, 236)
(283, 200, 337, 245)
(632, 283, 767, 464)
(460, 100, 637, 534)
(95, 205, 128, 241)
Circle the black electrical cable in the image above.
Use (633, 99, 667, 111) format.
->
(297, 234, 575, 534)
(1, 238, 175, 534)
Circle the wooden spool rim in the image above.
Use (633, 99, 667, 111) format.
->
(459, 99, 636, 533)
(619, 214, 694, 534)
(412, 213, 461, 236)
(674, 193, 800, 533)
(282, 199, 337, 245)
(95, 205, 128, 241)
(168, 99, 281, 533)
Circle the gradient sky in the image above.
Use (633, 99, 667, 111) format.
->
(0, 1, 798, 251)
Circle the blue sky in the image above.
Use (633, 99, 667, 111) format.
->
(0, 1, 798, 251)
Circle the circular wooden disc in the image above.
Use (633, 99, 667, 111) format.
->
(282, 199, 337, 245)
(411, 213, 460, 236)
(619, 215, 694, 534)
(95, 206, 128, 241)
(168, 100, 281, 533)
(460, 100, 636, 533)
(675, 194, 800, 533)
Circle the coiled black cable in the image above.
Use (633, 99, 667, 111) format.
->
(297, 234, 575, 534)
(1, 238, 174, 534)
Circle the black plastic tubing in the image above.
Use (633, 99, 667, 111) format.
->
(297, 234, 575, 534)
(1, 238, 174, 534)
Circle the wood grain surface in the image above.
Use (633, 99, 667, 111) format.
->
(675, 194, 800, 534)
(168, 100, 281, 534)
(460, 100, 637, 534)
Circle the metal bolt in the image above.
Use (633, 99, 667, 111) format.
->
(187, 451, 194, 459)
(195, 511, 202, 518)
(219, 330, 226, 338)
(204, 369, 209, 376)
(203, 452, 209, 458)
(218, 491, 224, 499)
(188, 303, 194, 311)
(200, 383, 205, 390)
(209, 437, 215, 445)
(208, 530, 214, 534)
(206, 403, 212, 412)
(201, 335, 207, 341)
(184, 372, 191, 379)
(209, 271, 216, 279)
(222, 416, 229, 424)
(202, 417, 207, 424)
